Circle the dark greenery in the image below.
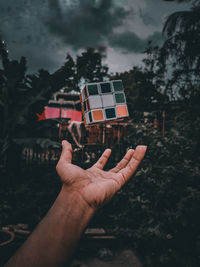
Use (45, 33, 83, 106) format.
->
(53, 47, 108, 91)
(99, 109, 200, 267)
(0, 43, 109, 175)
(111, 46, 169, 113)
(0, 109, 199, 267)
(0, 166, 61, 227)
(157, 0, 200, 105)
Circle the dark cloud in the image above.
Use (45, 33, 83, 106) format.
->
(140, 0, 190, 27)
(109, 31, 163, 52)
(45, 0, 129, 49)
(0, 0, 64, 72)
(139, 10, 158, 27)
(0, 0, 190, 73)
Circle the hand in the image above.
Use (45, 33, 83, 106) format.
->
(56, 140, 147, 209)
(6, 141, 146, 267)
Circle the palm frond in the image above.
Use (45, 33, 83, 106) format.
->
(163, 10, 194, 36)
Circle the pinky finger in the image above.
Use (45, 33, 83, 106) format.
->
(93, 149, 112, 169)
(116, 146, 147, 187)
(110, 149, 134, 173)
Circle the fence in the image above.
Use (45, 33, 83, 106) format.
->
(20, 110, 174, 166)
(21, 147, 61, 166)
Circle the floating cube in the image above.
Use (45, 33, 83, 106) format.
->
(80, 80, 129, 125)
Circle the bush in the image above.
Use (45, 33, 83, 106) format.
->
(0, 109, 199, 266)
(93, 109, 200, 267)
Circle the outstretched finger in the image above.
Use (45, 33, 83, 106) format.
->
(93, 149, 112, 169)
(110, 149, 134, 173)
(116, 145, 147, 187)
(60, 140, 73, 163)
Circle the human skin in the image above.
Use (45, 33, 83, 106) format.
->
(5, 140, 147, 267)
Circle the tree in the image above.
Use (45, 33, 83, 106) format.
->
(76, 47, 109, 84)
(52, 54, 78, 91)
(161, 1, 200, 104)
(52, 48, 109, 92)
(0, 40, 110, 179)
(0, 39, 59, 176)
(0, 40, 29, 168)
(111, 44, 168, 113)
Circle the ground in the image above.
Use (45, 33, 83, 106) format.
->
(71, 249, 142, 267)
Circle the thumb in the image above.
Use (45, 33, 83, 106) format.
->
(60, 140, 72, 163)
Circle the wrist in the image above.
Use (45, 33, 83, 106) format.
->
(58, 184, 96, 215)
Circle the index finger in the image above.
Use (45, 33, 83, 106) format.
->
(60, 140, 73, 163)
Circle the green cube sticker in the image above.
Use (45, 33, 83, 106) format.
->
(87, 84, 99, 95)
(113, 81, 123, 91)
(115, 93, 125, 104)
(100, 83, 112, 93)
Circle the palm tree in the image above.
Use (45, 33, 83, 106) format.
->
(160, 1, 200, 101)
(0, 40, 56, 175)
(162, 2, 200, 70)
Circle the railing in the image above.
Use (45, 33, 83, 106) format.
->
(21, 147, 61, 165)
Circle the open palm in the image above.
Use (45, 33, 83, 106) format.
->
(56, 140, 147, 209)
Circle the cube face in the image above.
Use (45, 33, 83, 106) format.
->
(87, 84, 99, 96)
(82, 86, 88, 100)
(113, 80, 123, 91)
(100, 82, 112, 94)
(80, 80, 129, 124)
(88, 112, 92, 123)
(84, 101, 87, 112)
(86, 99, 90, 110)
(84, 86, 88, 97)
(114, 92, 125, 104)
(92, 109, 104, 121)
(85, 111, 93, 124)
(104, 107, 116, 119)
(116, 105, 128, 117)
(102, 94, 115, 107)
(85, 109, 105, 123)
(89, 95, 102, 109)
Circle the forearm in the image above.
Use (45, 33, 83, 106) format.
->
(5, 185, 95, 267)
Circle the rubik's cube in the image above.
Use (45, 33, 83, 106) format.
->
(80, 80, 129, 125)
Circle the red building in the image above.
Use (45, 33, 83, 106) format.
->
(36, 91, 82, 123)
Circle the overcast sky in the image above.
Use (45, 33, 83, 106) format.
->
(0, 0, 190, 74)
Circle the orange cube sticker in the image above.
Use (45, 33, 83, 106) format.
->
(92, 109, 104, 121)
(116, 105, 128, 117)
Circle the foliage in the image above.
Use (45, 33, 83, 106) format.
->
(53, 47, 109, 92)
(76, 47, 109, 84)
(52, 54, 77, 91)
(0, 41, 109, 175)
(0, 40, 57, 169)
(111, 46, 169, 113)
(92, 109, 200, 267)
(1, 109, 199, 267)
(160, 0, 200, 103)
(0, 166, 61, 227)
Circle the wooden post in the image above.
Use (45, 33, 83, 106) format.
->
(102, 124, 106, 145)
(59, 122, 62, 141)
(59, 103, 62, 141)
